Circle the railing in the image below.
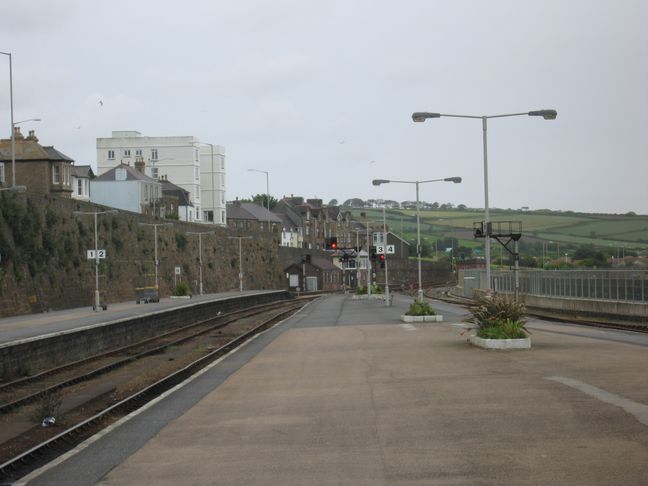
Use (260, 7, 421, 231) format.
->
(490, 269, 648, 303)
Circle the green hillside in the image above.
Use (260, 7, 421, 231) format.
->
(353, 208, 648, 252)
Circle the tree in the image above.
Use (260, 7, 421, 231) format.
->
(342, 198, 364, 208)
(328, 198, 338, 206)
(240, 194, 278, 210)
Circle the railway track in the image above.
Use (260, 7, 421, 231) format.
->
(427, 288, 648, 334)
(0, 297, 311, 482)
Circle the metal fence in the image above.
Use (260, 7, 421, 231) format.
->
(490, 269, 648, 303)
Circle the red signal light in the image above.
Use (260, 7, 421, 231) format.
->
(331, 242, 337, 249)
(379, 254, 385, 261)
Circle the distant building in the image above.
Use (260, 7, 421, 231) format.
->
(0, 128, 74, 197)
(91, 163, 162, 216)
(96, 131, 226, 225)
(71, 165, 94, 202)
(226, 201, 282, 232)
(159, 176, 193, 221)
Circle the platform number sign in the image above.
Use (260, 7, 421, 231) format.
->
(376, 245, 395, 255)
(87, 249, 106, 259)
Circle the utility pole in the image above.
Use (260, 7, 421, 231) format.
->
(186, 231, 215, 295)
(228, 236, 252, 291)
(74, 209, 118, 311)
(139, 222, 173, 293)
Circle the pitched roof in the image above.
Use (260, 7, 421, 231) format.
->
(160, 179, 192, 207)
(72, 165, 94, 178)
(0, 131, 74, 163)
(239, 203, 282, 223)
(94, 163, 157, 183)
(226, 203, 256, 220)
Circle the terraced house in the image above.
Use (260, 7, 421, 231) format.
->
(0, 128, 74, 197)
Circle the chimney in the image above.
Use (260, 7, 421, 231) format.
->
(26, 130, 39, 142)
(13, 126, 24, 140)
(134, 155, 145, 173)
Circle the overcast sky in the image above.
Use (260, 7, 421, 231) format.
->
(1, 0, 646, 214)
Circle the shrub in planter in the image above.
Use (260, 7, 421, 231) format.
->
(406, 300, 436, 316)
(466, 293, 528, 338)
(476, 319, 527, 339)
(371, 284, 383, 294)
(172, 282, 191, 297)
(356, 285, 367, 295)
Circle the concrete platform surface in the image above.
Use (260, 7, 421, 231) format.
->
(23, 294, 648, 485)
(0, 290, 278, 345)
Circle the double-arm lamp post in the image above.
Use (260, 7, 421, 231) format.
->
(411, 109, 557, 291)
(372, 177, 462, 302)
(1, 51, 40, 192)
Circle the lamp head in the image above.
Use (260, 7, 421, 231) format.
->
(372, 179, 390, 186)
(528, 109, 557, 120)
(412, 112, 441, 122)
(444, 177, 462, 183)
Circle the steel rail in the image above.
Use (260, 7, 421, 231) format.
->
(0, 302, 304, 482)
(0, 300, 305, 413)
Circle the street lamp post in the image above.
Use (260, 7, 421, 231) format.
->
(186, 231, 215, 295)
(247, 168, 271, 230)
(139, 222, 173, 292)
(74, 209, 118, 311)
(412, 109, 557, 291)
(228, 236, 252, 291)
(373, 177, 461, 301)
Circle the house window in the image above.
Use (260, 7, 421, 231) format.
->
(136, 149, 142, 156)
(53, 165, 60, 184)
(124, 149, 131, 157)
(194, 167, 199, 180)
(108, 150, 115, 160)
(64, 165, 71, 186)
(151, 167, 159, 179)
(77, 179, 83, 195)
(151, 148, 158, 160)
(221, 210, 225, 223)
(0, 162, 4, 183)
(204, 210, 214, 222)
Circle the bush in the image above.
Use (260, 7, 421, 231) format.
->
(466, 293, 528, 339)
(406, 300, 436, 316)
(356, 285, 367, 295)
(371, 284, 383, 294)
(172, 282, 191, 296)
(477, 319, 527, 339)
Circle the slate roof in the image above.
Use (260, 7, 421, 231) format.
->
(72, 165, 94, 178)
(94, 163, 157, 183)
(239, 203, 282, 223)
(226, 203, 256, 220)
(160, 179, 193, 207)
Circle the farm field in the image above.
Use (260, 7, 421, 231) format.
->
(354, 208, 648, 249)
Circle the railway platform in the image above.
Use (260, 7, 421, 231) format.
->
(20, 293, 648, 485)
(0, 290, 280, 346)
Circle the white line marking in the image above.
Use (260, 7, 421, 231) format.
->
(400, 324, 417, 331)
(546, 376, 648, 427)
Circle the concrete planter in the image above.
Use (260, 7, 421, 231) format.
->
(469, 335, 531, 350)
(170, 295, 192, 300)
(400, 315, 443, 323)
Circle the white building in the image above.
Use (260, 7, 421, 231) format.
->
(199, 144, 226, 225)
(96, 131, 226, 225)
(91, 164, 162, 216)
(71, 165, 93, 202)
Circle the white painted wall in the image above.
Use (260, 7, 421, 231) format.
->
(199, 145, 226, 226)
(96, 131, 216, 223)
(91, 179, 161, 214)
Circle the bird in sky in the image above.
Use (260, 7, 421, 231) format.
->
(98, 100, 103, 106)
